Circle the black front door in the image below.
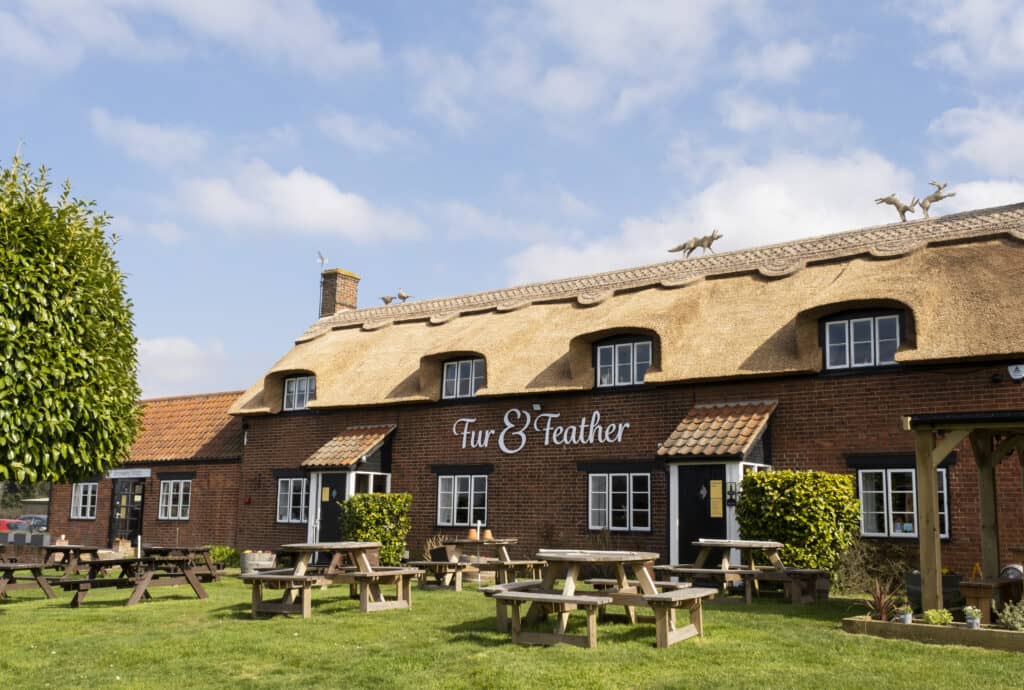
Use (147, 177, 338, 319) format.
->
(317, 473, 348, 542)
(109, 479, 145, 545)
(677, 465, 727, 563)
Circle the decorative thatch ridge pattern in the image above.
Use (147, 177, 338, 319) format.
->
(300, 202, 1024, 342)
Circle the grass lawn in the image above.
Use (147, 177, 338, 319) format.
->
(3, 574, 1023, 689)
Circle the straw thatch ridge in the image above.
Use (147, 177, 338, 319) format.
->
(230, 203, 1024, 415)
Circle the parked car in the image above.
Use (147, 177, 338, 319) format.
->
(17, 514, 47, 532)
(0, 518, 30, 532)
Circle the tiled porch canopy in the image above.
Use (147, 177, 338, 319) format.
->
(901, 410, 1024, 610)
(657, 400, 777, 458)
(301, 425, 395, 468)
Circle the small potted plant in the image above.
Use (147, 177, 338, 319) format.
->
(894, 603, 914, 624)
(963, 605, 982, 630)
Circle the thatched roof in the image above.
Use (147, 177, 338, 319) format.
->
(231, 203, 1024, 415)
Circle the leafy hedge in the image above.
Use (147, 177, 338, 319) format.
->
(736, 470, 860, 571)
(339, 493, 412, 566)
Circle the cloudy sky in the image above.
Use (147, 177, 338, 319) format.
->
(3, 1, 1023, 398)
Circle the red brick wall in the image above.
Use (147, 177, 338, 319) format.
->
(49, 461, 240, 548)
(235, 361, 1024, 574)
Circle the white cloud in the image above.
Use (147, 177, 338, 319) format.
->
(403, 49, 478, 132)
(138, 336, 226, 397)
(91, 107, 207, 166)
(667, 133, 745, 183)
(734, 40, 815, 82)
(904, 0, 1024, 75)
(928, 105, 1024, 177)
(558, 190, 598, 220)
(317, 112, 415, 153)
(1, 0, 378, 76)
(180, 159, 422, 241)
(717, 92, 861, 143)
(937, 180, 1024, 213)
(506, 149, 913, 283)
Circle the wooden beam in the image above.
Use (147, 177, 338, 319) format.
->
(992, 433, 1024, 464)
(931, 429, 970, 467)
(916, 431, 943, 610)
(970, 432, 1001, 579)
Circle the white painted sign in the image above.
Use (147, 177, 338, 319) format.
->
(1009, 364, 1024, 382)
(453, 408, 631, 455)
(107, 468, 151, 479)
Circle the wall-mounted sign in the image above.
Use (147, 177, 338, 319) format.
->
(107, 468, 152, 479)
(453, 408, 631, 455)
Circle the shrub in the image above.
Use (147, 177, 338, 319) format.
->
(833, 537, 912, 595)
(209, 544, 239, 568)
(922, 608, 954, 626)
(339, 493, 412, 566)
(736, 470, 860, 570)
(1000, 600, 1024, 631)
(865, 577, 901, 621)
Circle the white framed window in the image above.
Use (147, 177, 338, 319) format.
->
(442, 358, 485, 399)
(588, 473, 651, 531)
(436, 475, 487, 526)
(283, 375, 316, 411)
(277, 477, 308, 523)
(70, 483, 98, 520)
(857, 468, 948, 538)
(596, 339, 652, 388)
(354, 471, 390, 494)
(158, 480, 191, 520)
(825, 315, 900, 370)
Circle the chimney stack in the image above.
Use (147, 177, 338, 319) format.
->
(319, 268, 360, 317)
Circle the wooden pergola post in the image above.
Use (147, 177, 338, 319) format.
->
(914, 430, 943, 611)
(970, 432, 1000, 578)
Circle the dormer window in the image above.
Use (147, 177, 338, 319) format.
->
(442, 358, 485, 399)
(824, 313, 900, 370)
(283, 375, 316, 411)
(595, 337, 652, 388)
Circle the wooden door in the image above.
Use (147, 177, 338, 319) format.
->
(316, 473, 349, 542)
(109, 479, 145, 545)
(677, 465, 727, 563)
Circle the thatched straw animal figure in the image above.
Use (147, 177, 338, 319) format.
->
(918, 181, 955, 218)
(875, 194, 918, 222)
(669, 228, 722, 257)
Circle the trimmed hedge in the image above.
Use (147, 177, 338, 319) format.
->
(736, 470, 860, 571)
(339, 493, 412, 566)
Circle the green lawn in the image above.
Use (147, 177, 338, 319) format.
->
(3, 574, 1023, 689)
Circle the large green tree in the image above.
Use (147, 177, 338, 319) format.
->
(0, 157, 140, 482)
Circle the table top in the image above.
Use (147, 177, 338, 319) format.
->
(144, 545, 210, 554)
(693, 539, 784, 550)
(279, 542, 381, 553)
(447, 538, 518, 546)
(42, 545, 101, 553)
(536, 549, 659, 564)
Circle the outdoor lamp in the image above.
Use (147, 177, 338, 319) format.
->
(726, 482, 739, 507)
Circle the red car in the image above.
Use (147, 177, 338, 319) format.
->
(0, 518, 29, 532)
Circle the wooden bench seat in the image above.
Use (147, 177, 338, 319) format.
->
(493, 590, 614, 649)
(480, 580, 546, 631)
(757, 568, 830, 604)
(642, 586, 717, 648)
(406, 560, 470, 592)
(474, 559, 547, 583)
(241, 573, 322, 619)
(655, 565, 761, 604)
(348, 567, 423, 613)
(584, 577, 693, 591)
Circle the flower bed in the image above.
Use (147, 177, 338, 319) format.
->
(842, 615, 1024, 653)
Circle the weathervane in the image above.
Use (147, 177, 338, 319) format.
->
(668, 229, 722, 257)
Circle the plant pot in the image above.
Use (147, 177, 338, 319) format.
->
(898, 612, 913, 624)
(966, 617, 981, 630)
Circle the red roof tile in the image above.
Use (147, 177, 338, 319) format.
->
(657, 400, 777, 458)
(302, 425, 396, 468)
(129, 391, 243, 463)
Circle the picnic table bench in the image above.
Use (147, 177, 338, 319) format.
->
(144, 545, 223, 582)
(240, 573, 322, 619)
(643, 587, 717, 649)
(57, 555, 208, 608)
(654, 565, 761, 603)
(0, 562, 57, 600)
(494, 590, 614, 649)
(474, 558, 547, 584)
(406, 560, 471, 592)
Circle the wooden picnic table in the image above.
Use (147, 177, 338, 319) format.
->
(691, 538, 786, 571)
(243, 542, 421, 617)
(57, 555, 208, 607)
(144, 545, 221, 582)
(494, 549, 714, 649)
(41, 545, 101, 576)
(445, 537, 544, 585)
(0, 562, 57, 600)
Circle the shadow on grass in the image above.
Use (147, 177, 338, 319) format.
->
(441, 616, 512, 647)
(703, 593, 865, 624)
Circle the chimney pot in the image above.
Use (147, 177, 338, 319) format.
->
(320, 268, 360, 316)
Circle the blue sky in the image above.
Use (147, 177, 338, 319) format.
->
(3, 1, 1023, 398)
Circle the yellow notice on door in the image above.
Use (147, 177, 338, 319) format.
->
(321, 487, 331, 502)
(709, 480, 724, 518)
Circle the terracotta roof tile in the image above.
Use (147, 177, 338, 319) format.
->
(658, 400, 777, 458)
(302, 425, 396, 468)
(129, 391, 243, 463)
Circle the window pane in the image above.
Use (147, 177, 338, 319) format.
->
(356, 473, 370, 493)
(597, 345, 613, 366)
(937, 469, 949, 537)
(373, 474, 389, 493)
(443, 377, 457, 399)
(876, 316, 899, 365)
(889, 470, 916, 534)
(877, 338, 898, 365)
(851, 319, 874, 366)
(458, 375, 472, 398)
(598, 364, 614, 387)
(615, 344, 633, 385)
(826, 321, 848, 368)
(307, 377, 316, 401)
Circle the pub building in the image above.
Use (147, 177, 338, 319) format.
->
(50, 202, 1024, 574)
